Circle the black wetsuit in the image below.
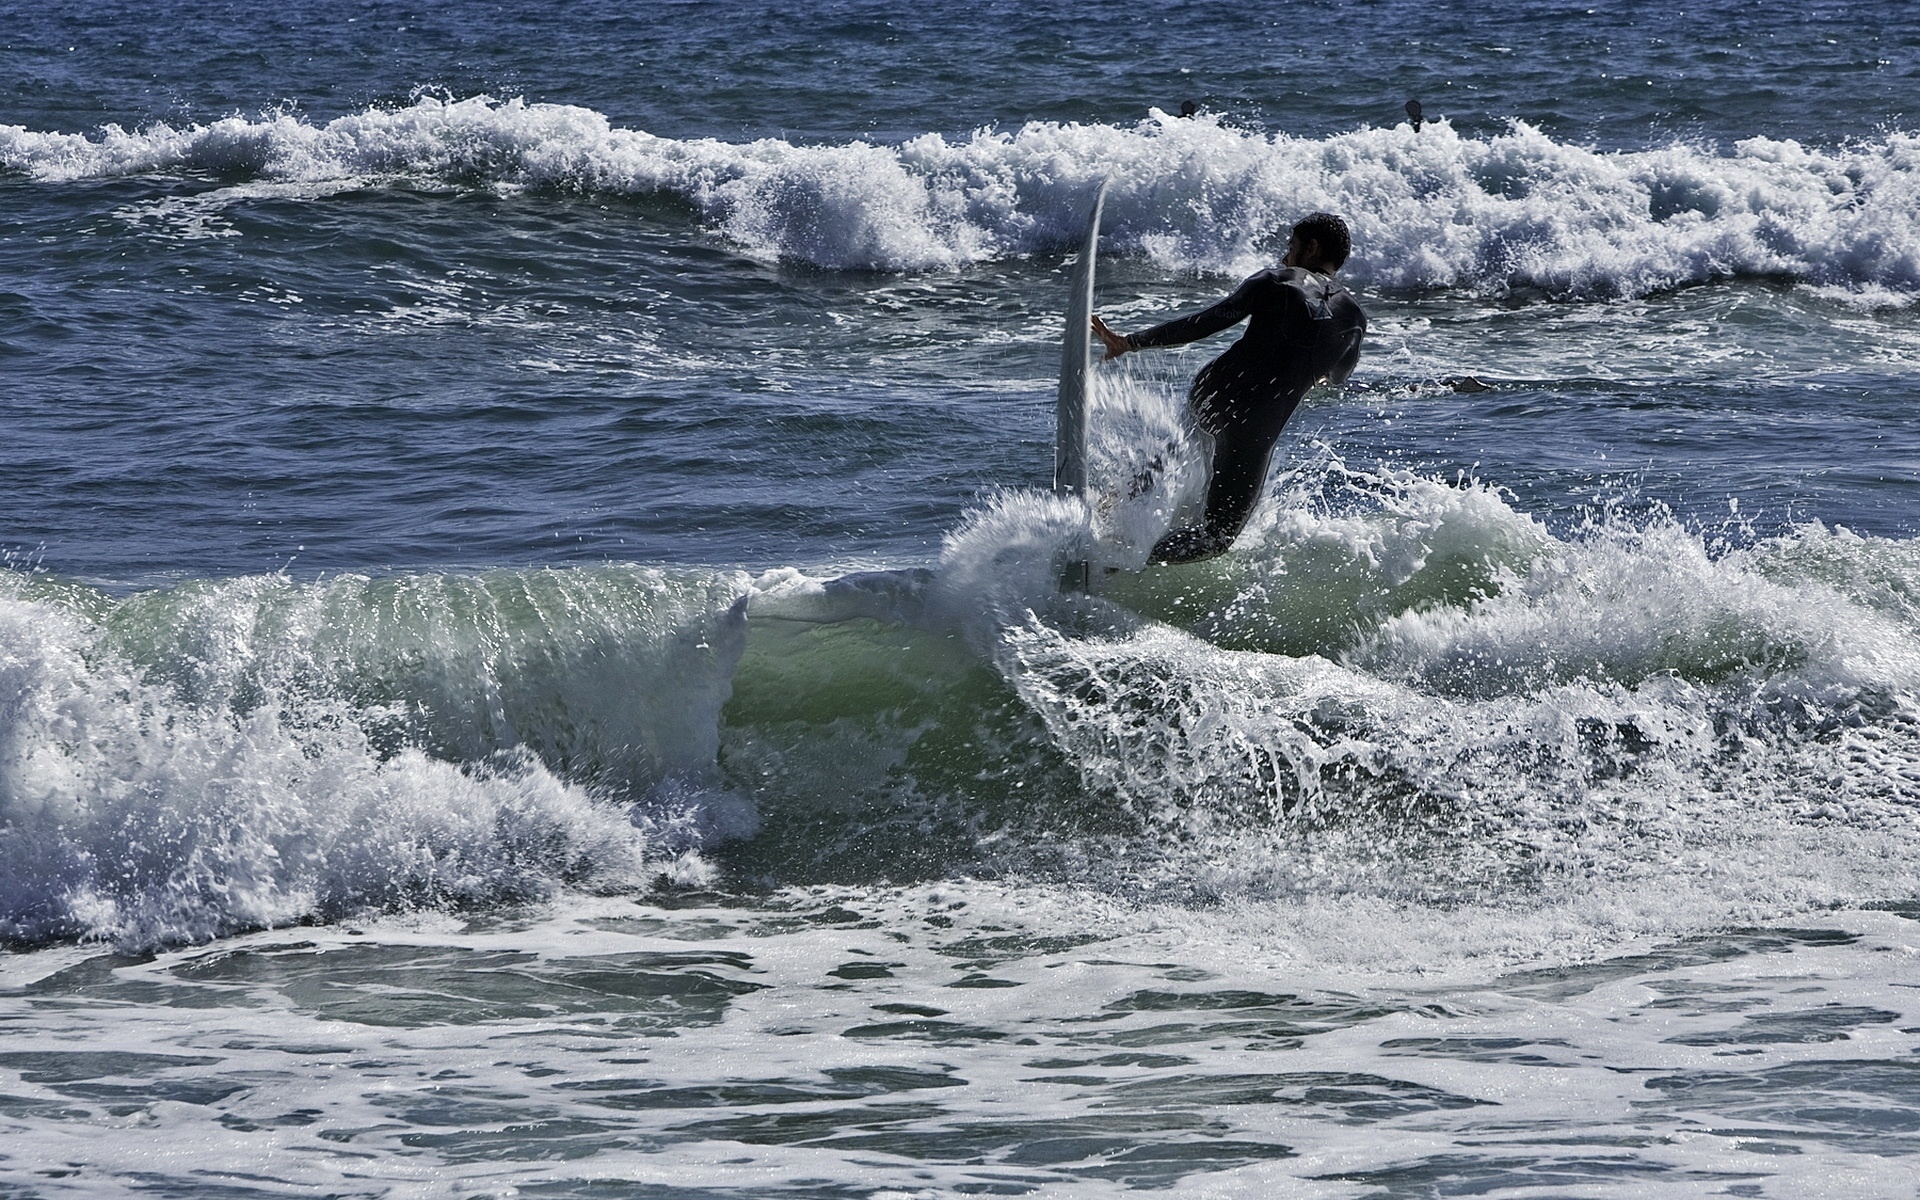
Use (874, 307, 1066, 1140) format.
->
(1126, 267, 1366, 562)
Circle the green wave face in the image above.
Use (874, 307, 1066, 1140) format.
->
(8, 482, 1920, 949)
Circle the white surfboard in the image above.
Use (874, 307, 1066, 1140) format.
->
(1055, 179, 1109, 499)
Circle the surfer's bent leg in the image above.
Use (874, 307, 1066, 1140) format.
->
(1148, 430, 1278, 564)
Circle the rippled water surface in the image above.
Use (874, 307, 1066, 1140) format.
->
(8, 893, 1920, 1197)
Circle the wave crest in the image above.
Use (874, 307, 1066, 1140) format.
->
(5, 97, 1916, 293)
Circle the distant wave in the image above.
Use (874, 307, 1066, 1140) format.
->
(4, 95, 1917, 297)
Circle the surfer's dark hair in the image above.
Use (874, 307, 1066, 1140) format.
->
(1292, 212, 1351, 269)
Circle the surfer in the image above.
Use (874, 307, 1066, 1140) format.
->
(1091, 211, 1366, 564)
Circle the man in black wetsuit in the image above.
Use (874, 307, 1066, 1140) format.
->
(1091, 211, 1366, 564)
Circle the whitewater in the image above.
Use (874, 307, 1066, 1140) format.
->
(7, 94, 1919, 294)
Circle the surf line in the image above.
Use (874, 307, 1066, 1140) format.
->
(1055, 178, 1109, 593)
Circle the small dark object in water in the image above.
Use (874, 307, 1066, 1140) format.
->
(1405, 98, 1423, 131)
(1180, 99, 1198, 118)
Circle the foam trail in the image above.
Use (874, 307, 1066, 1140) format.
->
(4, 97, 1916, 294)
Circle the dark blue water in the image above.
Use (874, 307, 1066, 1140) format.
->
(11, 0, 1917, 145)
(7, 1, 1920, 581)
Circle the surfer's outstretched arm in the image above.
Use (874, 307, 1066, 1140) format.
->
(1091, 276, 1261, 364)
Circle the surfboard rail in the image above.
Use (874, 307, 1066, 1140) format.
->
(1054, 180, 1108, 593)
(1055, 180, 1108, 499)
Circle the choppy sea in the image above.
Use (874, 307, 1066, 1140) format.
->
(6, 2, 1920, 1196)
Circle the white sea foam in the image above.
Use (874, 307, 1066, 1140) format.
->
(0, 567, 755, 949)
(5, 96, 1917, 293)
(930, 488, 1097, 647)
(709, 446, 1920, 926)
(980, 460, 1920, 914)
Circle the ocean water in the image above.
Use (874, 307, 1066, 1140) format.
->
(5, 1, 1920, 1196)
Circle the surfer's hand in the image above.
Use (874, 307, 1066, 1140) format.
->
(1091, 315, 1130, 361)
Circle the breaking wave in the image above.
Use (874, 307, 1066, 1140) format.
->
(4, 95, 1917, 296)
(5, 430, 1920, 950)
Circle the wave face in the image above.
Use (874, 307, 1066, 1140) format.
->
(746, 416, 1920, 914)
(5, 96, 1918, 295)
(12, 407, 1919, 951)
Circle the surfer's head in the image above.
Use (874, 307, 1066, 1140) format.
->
(1285, 212, 1351, 273)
